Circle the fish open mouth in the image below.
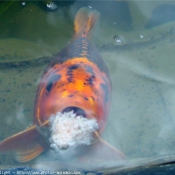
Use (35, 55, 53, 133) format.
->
(49, 111, 98, 151)
(62, 106, 86, 118)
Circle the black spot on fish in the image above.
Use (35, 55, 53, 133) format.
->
(46, 74, 61, 93)
(85, 65, 95, 75)
(84, 97, 88, 101)
(67, 64, 79, 82)
(100, 83, 109, 102)
(69, 64, 80, 71)
(87, 75, 95, 85)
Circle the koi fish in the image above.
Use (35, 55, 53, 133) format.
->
(0, 7, 126, 162)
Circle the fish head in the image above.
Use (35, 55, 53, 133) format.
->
(34, 58, 112, 135)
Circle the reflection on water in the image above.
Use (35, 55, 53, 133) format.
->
(1, 0, 175, 172)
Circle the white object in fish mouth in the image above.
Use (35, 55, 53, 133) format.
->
(49, 111, 98, 151)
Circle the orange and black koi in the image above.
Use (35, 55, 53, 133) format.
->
(0, 7, 125, 162)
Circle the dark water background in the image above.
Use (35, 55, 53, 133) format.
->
(0, 0, 175, 171)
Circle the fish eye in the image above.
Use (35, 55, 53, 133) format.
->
(100, 83, 109, 102)
(46, 74, 61, 93)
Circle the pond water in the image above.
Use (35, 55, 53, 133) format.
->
(1, 0, 175, 173)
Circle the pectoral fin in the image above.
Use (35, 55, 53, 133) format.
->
(84, 132, 126, 161)
(0, 123, 49, 162)
(95, 135, 126, 160)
